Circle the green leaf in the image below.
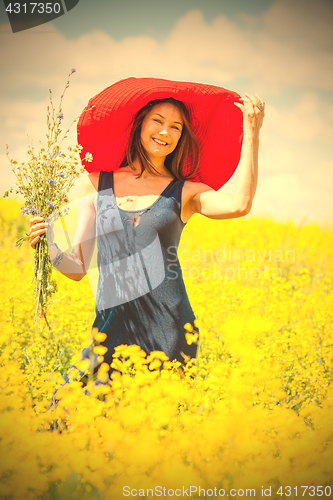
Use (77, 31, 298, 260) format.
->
(16, 234, 29, 248)
(3, 188, 13, 198)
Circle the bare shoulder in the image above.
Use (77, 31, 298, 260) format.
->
(182, 179, 215, 206)
(79, 172, 100, 195)
(181, 179, 215, 222)
(183, 179, 215, 197)
(76, 173, 100, 215)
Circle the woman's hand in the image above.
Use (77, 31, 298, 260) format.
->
(29, 217, 53, 249)
(234, 93, 265, 139)
(29, 217, 58, 262)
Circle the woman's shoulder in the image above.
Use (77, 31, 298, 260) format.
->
(181, 179, 216, 220)
(183, 178, 215, 199)
(80, 172, 100, 195)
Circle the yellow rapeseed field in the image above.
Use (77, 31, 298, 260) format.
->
(0, 198, 332, 500)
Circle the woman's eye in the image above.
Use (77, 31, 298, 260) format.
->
(153, 119, 161, 123)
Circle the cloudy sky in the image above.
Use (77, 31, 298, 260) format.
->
(0, 0, 332, 225)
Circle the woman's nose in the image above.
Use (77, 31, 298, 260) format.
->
(159, 129, 168, 136)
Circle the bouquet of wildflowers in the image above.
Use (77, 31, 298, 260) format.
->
(4, 70, 93, 327)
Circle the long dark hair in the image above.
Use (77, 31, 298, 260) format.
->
(119, 98, 200, 180)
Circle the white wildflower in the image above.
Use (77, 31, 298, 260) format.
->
(84, 152, 93, 163)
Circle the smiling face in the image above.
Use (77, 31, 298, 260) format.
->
(119, 97, 199, 179)
(140, 102, 183, 161)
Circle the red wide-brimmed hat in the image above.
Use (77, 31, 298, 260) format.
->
(77, 77, 243, 190)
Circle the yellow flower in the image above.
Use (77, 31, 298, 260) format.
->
(93, 345, 108, 355)
(185, 332, 199, 345)
(92, 329, 107, 343)
(146, 351, 169, 363)
(111, 358, 125, 372)
(98, 362, 110, 374)
(1, 206, 332, 498)
(149, 359, 162, 371)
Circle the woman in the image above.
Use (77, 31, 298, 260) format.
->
(29, 77, 265, 391)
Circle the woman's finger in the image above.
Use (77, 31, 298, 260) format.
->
(30, 226, 48, 236)
(239, 97, 252, 103)
(29, 223, 47, 237)
(241, 93, 265, 107)
(245, 92, 256, 103)
(235, 96, 253, 108)
(29, 225, 48, 249)
(255, 93, 265, 102)
(242, 95, 257, 114)
(28, 217, 54, 250)
(29, 218, 47, 235)
(254, 97, 265, 114)
(30, 221, 47, 228)
(30, 235, 41, 249)
(29, 216, 45, 227)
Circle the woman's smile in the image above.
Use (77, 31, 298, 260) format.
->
(152, 138, 168, 146)
(140, 102, 183, 161)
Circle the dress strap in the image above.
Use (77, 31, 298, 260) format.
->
(177, 180, 187, 226)
(166, 178, 186, 226)
(98, 171, 112, 192)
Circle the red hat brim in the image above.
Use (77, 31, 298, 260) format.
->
(77, 77, 243, 190)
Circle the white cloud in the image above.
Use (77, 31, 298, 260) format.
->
(302, 159, 333, 195)
(261, 0, 333, 50)
(264, 95, 333, 144)
(1, 0, 333, 94)
(251, 173, 333, 224)
(256, 95, 333, 186)
(1, 0, 333, 223)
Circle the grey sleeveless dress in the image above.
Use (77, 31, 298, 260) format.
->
(57, 170, 198, 393)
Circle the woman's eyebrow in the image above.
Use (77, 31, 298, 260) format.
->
(153, 113, 183, 126)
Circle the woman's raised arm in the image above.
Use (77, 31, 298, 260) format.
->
(184, 93, 265, 221)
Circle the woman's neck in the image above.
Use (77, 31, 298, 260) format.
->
(122, 158, 173, 179)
